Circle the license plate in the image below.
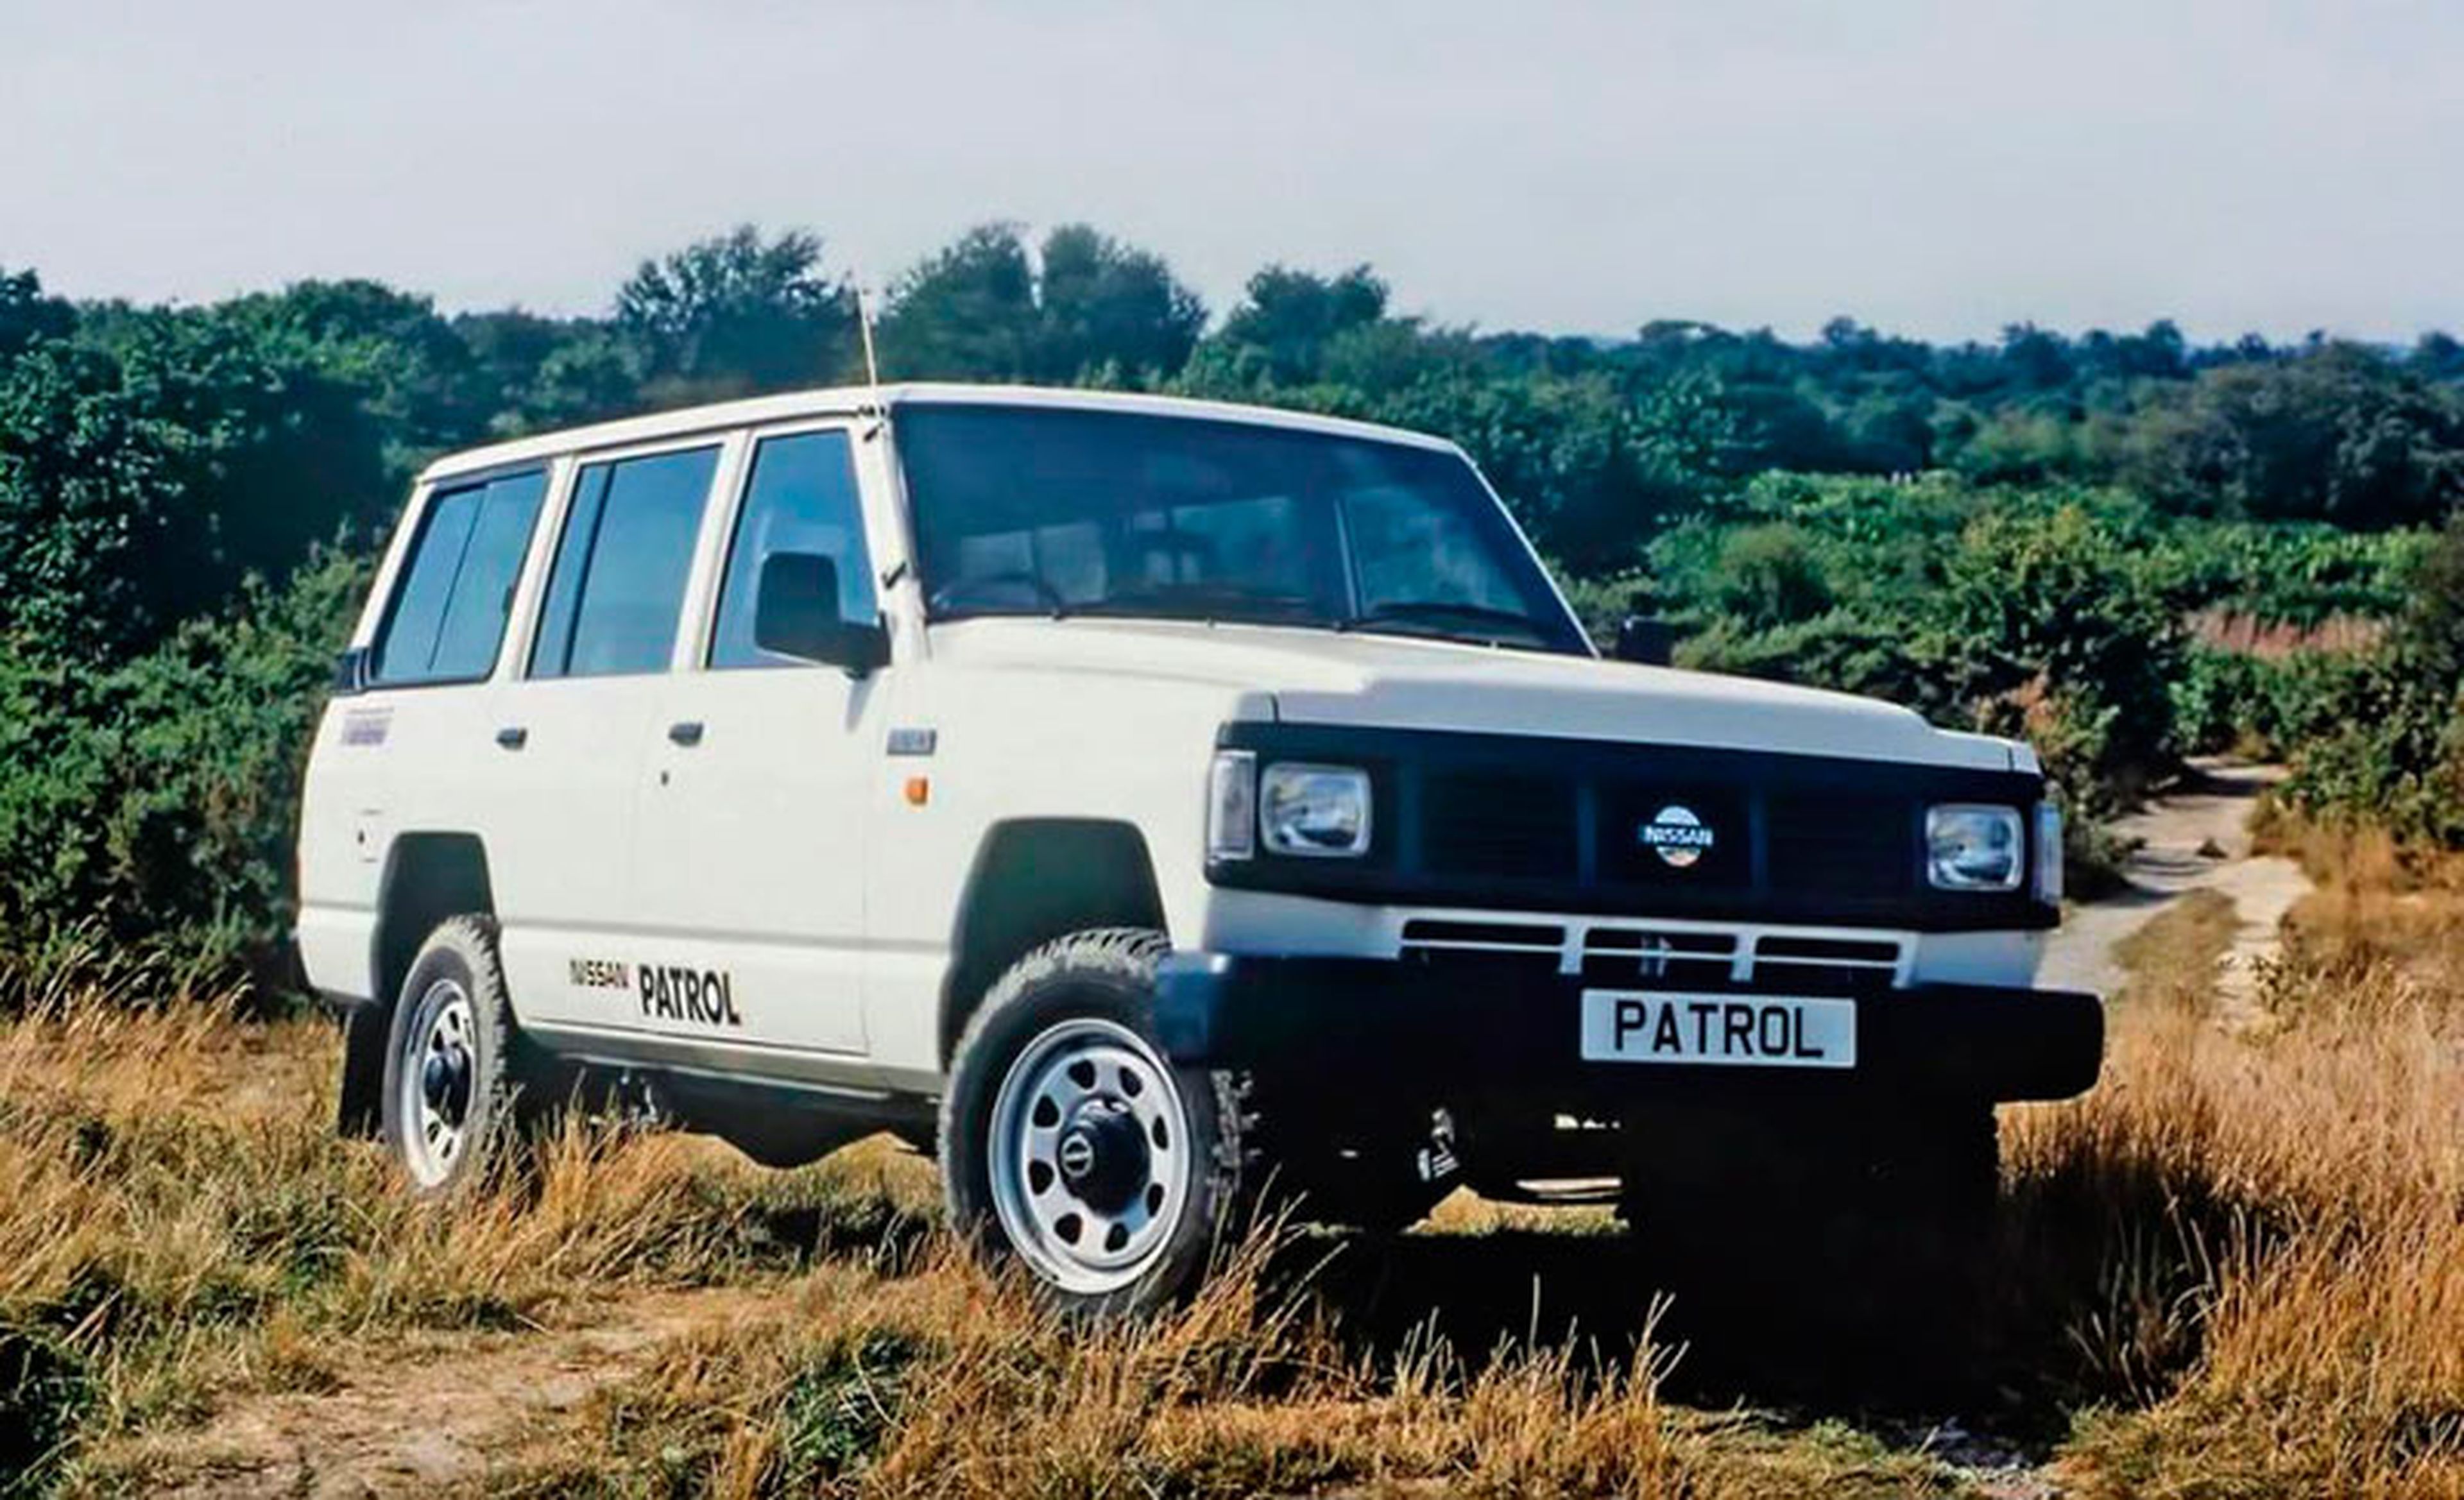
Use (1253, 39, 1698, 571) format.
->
(1579, 990, 1857, 1069)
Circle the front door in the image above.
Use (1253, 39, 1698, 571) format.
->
(628, 425, 884, 1061)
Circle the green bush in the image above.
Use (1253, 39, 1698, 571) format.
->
(1707, 522, 1834, 629)
(2273, 516, 2464, 843)
(1940, 506, 2185, 807)
(0, 552, 364, 996)
(2143, 522, 2430, 624)
(1654, 479, 2187, 815)
(2276, 654, 2464, 843)
(2172, 648, 2276, 756)
(2169, 645, 2383, 760)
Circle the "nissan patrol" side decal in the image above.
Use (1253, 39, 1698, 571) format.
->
(566, 957, 744, 1027)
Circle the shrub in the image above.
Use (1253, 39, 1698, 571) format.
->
(1661, 484, 2187, 815)
(2277, 515, 2464, 845)
(1706, 522, 1833, 629)
(1936, 506, 2184, 803)
(0, 551, 366, 997)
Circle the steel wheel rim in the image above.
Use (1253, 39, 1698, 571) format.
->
(987, 1016, 1192, 1295)
(400, 979, 476, 1187)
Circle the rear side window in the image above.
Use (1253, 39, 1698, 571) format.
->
(372, 470, 547, 686)
(531, 445, 720, 679)
(709, 430, 877, 669)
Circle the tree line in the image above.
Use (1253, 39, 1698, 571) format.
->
(6, 222, 2464, 992)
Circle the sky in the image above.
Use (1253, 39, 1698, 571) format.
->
(3, 1, 2458, 344)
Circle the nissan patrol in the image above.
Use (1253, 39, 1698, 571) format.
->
(297, 384, 2101, 1312)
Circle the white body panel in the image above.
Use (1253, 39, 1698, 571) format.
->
(296, 383, 2054, 1102)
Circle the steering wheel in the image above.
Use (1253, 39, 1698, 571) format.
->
(928, 570, 1069, 613)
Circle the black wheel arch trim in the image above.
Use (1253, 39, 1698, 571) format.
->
(937, 819, 1167, 1067)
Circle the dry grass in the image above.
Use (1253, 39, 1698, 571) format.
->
(5, 851, 2462, 1495)
(0, 986, 1960, 1496)
(0, 986, 881, 1492)
(496, 1241, 1690, 1499)
(2005, 863, 2464, 1496)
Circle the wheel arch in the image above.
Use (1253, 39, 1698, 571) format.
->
(340, 832, 497, 1138)
(939, 819, 1167, 1068)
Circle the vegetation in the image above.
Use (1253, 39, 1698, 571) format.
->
(8, 226, 2464, 985)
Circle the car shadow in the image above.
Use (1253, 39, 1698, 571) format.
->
(1271, 1218, 2094, 1451)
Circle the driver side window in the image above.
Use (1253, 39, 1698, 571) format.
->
(709, 429, 877, 670)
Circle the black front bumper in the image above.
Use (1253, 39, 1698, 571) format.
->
(1155, 954, 2102, 1104)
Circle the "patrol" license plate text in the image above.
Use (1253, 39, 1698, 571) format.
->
(1578, 991, 1856, 1069)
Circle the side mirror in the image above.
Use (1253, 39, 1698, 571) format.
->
(754, 552, 889, 676)
(1613, 616, 1675, 667)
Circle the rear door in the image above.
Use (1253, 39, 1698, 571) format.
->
(627, 423, 886, 1061)
(484, 439, 728, 1035)
(301, 467, 549, 1000)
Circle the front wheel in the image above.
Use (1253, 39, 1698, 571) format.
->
(940, 930, 1248, 1316)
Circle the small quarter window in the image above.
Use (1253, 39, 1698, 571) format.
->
(371, 470, 546, 686)
(532, 446, 721, 679)
(710, 430, 877, 670)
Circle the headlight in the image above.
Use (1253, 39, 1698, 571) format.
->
(2035, 801, 2064, 902)
(1206, 750, 1257, 861)
(1926, 804, 2024, 891)
(1259, 762, 1373, 858)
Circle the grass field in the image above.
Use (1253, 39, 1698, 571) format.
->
(3, 837, 2460, 1496)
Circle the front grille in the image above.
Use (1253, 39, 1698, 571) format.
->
(1399, 917, 1568, 953)
(1421, 772, 1579, 880)
(1400, 916, 1909, 993)
(1767, 792, 1917, 898)
(1581, 926, 1738, 986)
(1414, 771, 1914, 903)
(1212, 722, 2055, 933)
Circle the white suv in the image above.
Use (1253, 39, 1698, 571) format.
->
(297, 384, 2100, 1312)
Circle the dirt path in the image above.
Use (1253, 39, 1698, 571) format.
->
(2038, 758, 2309, 1018)
(108, 1286, 791, 1497)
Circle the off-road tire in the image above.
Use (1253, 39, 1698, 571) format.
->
(379, 916, 522, 1199)
(941, 928, 1251, 1316)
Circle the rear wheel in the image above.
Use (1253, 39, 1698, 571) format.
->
(379, 916, 522, 1198)
(941, 930, 1249, 1315)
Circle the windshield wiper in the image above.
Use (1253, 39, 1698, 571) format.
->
(1348, 600, 1557, 642)
(928, 571, 1071, 619)
(1083, 584, 1324, 622)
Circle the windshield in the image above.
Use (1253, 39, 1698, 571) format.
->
(896, 403, 1591, 656)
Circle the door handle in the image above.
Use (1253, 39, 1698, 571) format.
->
(667, 720, 705, 747)
(495, 726, 527, 749)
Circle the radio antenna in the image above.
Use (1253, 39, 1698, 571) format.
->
(853, 278, 888, 437)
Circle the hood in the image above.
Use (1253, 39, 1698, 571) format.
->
(926, 617, 2019, 772)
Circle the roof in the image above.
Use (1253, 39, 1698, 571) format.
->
(418, 382, 1459, 483)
